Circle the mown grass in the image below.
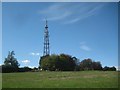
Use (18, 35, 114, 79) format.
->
(2, 71, 118, 88)
(0, 73, 2, 89)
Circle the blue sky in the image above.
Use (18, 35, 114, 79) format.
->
(2, 2, 118, 68)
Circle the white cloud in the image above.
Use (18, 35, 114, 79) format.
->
(36, 53, 40, 56)
(47, 11, 72, 21)
(38, 3, 106, 24)
(30, 53, 35, 56)
(39, 4, 72, 21)
(21, 60, 30, 64)
(80, 42, 91, 51)
(64, 3, 105, 24)
(80, 45, 91, 51)
(39, 4, 64, 14)
(64, 18, 80, 24)
(30, 52, 40, 56)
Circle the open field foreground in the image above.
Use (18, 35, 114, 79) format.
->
(2, 71, 118, 88)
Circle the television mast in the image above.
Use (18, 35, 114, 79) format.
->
(43, 20, 50, 56)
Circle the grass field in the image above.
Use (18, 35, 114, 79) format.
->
(2, 71, 118, 88)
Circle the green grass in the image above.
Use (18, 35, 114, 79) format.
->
(2, 71, 118, 88)
(0, 73, 2, 89)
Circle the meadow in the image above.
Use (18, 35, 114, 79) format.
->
(2, 71, 118, 88)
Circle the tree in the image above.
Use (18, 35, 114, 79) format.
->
(18, 67, 32, 72)
(0, 65, 2, 73)
(92, 61, 102, 70)
(59, 54, 76, 71)
(110, 66, 116, 71)
(80, 58, 93, 70)
(39, 54, 76, 71)
(72, 57, 80, 71)
(4, 51, 20, 68)
(2, 51, 20, 73)
(33, 67, 38, 71)
(103, 66, 116, 71)
(79, 59, 102, 71)
(40, 54, 60, 71)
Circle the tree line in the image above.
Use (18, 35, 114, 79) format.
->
(39, 54, 116, 71)
(0, 51, 37, 73)
(0, 51, 117, 73)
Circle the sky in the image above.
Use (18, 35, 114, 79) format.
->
(2, 2, 118, 68)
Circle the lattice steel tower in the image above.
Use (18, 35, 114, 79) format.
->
(43, 20, 50, 56)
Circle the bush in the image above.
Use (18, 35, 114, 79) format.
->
(18, 67, 32, 72)
(2, 65, 18, 73)
(103, 66, 116, 71)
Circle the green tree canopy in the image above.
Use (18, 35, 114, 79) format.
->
(79, 58, 102, 71)
(39, 54, 77, 71)
(80, 58, 93, 70)
(4, 51, 20, 68)
(2, 51, 20, 73)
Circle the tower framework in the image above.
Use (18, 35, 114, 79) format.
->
(43, 20, 50, 56)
